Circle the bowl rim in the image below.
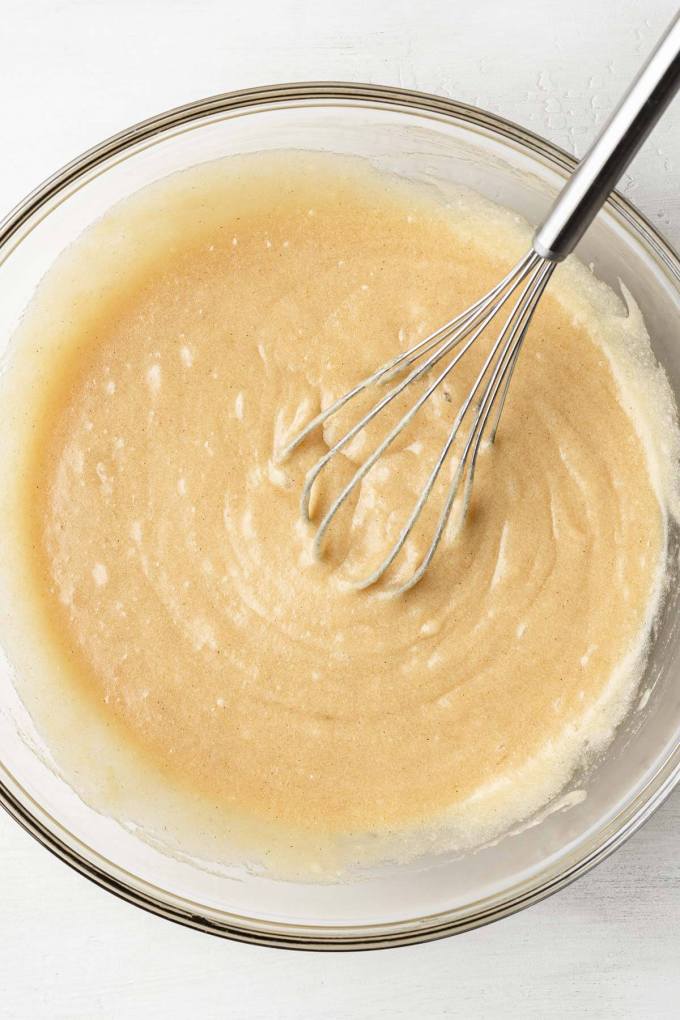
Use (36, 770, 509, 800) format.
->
(1, 80, 679, 951)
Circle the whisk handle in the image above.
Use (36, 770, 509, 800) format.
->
(533, 12, 680, 261)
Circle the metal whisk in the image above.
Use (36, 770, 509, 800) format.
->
(279, 15, 680, 593)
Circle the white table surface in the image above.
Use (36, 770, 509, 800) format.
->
(1, 1, 679, 1017)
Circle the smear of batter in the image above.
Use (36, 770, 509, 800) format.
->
(0, 152, 678, 874)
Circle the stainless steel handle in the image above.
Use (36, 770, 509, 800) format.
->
(533, 12, 680, 261)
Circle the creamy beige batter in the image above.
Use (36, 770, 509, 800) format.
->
(0, 152, 677, 872)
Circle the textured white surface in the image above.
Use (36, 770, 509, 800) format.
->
(1, 1, 679, 1017)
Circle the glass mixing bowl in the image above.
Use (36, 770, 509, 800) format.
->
(0, 83, 679, 950)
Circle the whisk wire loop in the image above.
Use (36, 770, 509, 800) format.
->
(279, 250, 553, 591)
(353, 257, 555, 593)
(389, 259, 556, 594)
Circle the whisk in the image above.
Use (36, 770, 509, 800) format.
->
(279, 15, 680, 594)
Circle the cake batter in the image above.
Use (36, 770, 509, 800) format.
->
(0, 152, 677, 871)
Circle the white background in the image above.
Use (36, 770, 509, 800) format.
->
(1, 1, 679, 1017)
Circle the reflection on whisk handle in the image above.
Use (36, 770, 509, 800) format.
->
(534, 12, 680, 262)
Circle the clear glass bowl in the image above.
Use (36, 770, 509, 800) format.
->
(0, 83, 679, 951)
